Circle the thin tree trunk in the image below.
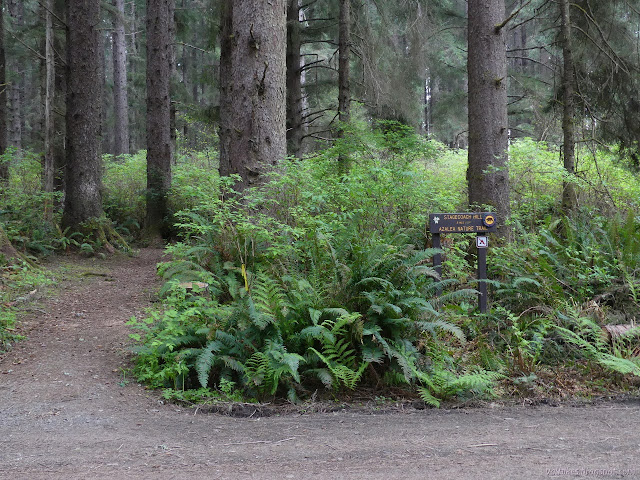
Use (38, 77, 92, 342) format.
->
(112, 0, 130, 156)
(337, 0, 351, 171)
(53, 0, 66, 195)
(63, 0, 104, 229)
(128, 0, 143, 151)
(145, 0, 174, 237)
(338, 0, 351, 124)
(423, 73, 431, 136)
(218, 0, 232, 178)
(286, 0, 304, 157)
(560, 0, 577, 213)
(6, 0, 23, 150)
(218, 0, 287, 191)
(43, 0, 55, 220)
(0, 0, 7, 181)
(467, 0, 510, 228)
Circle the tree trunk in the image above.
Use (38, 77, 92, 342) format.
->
(62, 0, 104, 230)
(467, 0, 510, 226)
(219, 0, 232, 177)
(145, 0, 174, 237)
(6, 0, 23, 150)
(218, 0, 287, 191)
(112, 0, 130, 156)
(0, 0, 8, 181)
(337, 0, 351, 171)
(338, 0, 351, 125)
(53, 0, 66, 195)
(43, 0, 55, 220)
(560, 0, 577, 214)
(286, 0, 304, 157)
(128, 0, 140, 151)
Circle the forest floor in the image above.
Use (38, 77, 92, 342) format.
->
(1, 249, 640, 480)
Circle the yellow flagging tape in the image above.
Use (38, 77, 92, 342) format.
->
(241, 263, 249, 291)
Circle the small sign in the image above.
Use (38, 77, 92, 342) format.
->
(430, 212, 497, 313)
(429, 212, 498, 234)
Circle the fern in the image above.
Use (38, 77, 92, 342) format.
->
(244, 341, 305, 396)
(195, 345, 217, 388)
(416, 386, 442, 408)
(415, 319, 466, 343)
(245, 352, 275, 393)
(309, 347, 367, 390)
(251, 272, 291, 322)
(556, 323, 640, 377)
(304, 311, 367, 390)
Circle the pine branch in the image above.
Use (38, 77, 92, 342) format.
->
(495, 0, 533, 32)
(37, 0, 67, 27)
(8, 31, 45, 61)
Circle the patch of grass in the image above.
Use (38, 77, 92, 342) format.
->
(0, 260, 53, 354)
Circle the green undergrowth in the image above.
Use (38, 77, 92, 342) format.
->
(0, 261, 53, 353)
(128, 123, 500, 406)
(128, 131, 640, 406)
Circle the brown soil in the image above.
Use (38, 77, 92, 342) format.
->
(2, 249, 640, 479)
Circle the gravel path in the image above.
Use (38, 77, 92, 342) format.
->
(1, 249, 639, 480)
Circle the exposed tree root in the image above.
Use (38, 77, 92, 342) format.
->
(0, 225, 38, 268)
(77, 216, 131, 255)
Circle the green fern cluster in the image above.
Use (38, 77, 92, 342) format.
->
(129, 134, 504, 404)
(131, 221, 495, 404)
(555, 311, 640, 377)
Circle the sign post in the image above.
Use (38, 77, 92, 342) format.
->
(429, 212, 496, 313)
(476, 234, 488, 313)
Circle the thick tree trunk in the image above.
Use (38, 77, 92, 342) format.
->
(62, 0, 104, 229)
(286, 0, 304, 157)
(218, 0, 287, 191)
(43, 0, 55, 220)
(0, 0, 8, 181)
(560, 0, 577, 214)
(467, 0, 510, 226)
(145, 0, 174, 237)
(113, 0, 130, 156)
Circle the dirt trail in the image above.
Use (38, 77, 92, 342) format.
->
(1, 249, 640, 480)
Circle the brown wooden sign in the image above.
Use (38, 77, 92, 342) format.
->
(429, 212, 497, 313)
(429, 212, 497, 234)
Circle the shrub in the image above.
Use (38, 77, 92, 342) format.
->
(129, 126, 497, 404)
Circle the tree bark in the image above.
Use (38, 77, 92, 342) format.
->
(467, 0, 510, 226)
(338, 0, 351, 125)
(286, 0, 304, 158)
(62, 0, 104, 229)
(337, 0, 351, 171)
(112, 0, 130, 156)
(145, 0, 174, 237)
(43, 0, 55, 220)
(53, 0, 66, 195)
(218, 0, 287, 191)
(219, 0, 233, 177)
(129, 0, 142, 151)
(6, 0, 23, 150)
(560, 0, 577, 214)
(0, 0, 8, 181)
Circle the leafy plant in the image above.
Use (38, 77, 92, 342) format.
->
(555, 312, 640, 378)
